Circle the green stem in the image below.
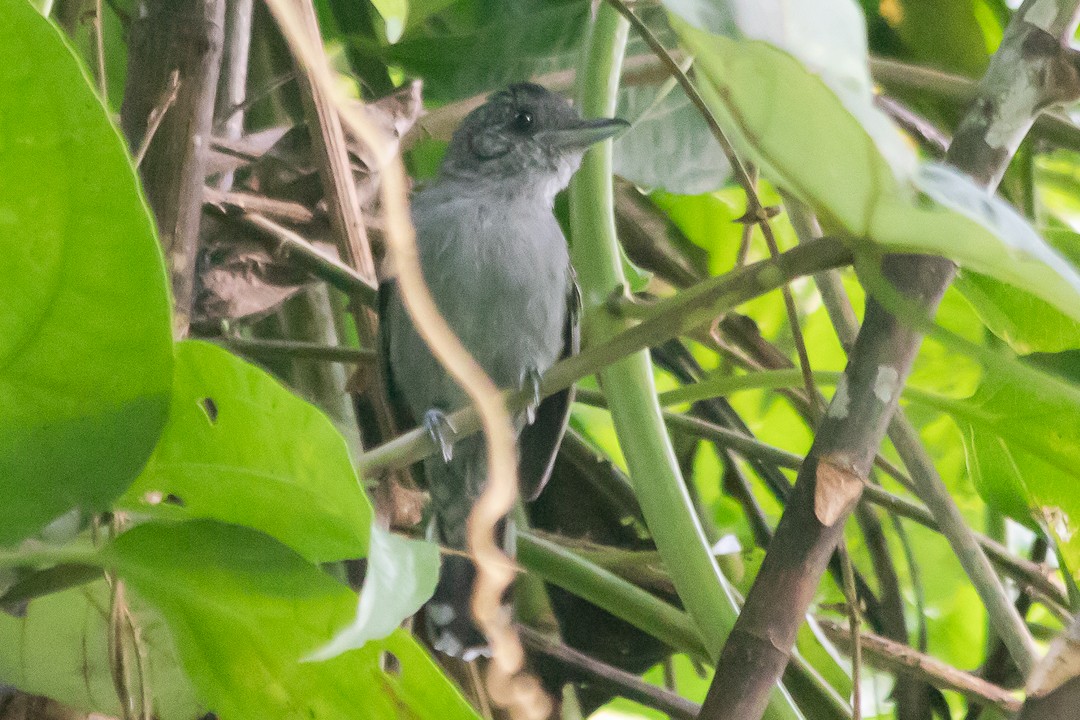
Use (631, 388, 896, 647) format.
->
(569, 7, 804, 719)
(575, 387, 803, 470)
(0, 543, 100, 569)
(656, 368, 945, 410)
(517, 531, 709, 662)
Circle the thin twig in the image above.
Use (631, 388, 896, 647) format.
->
(121, 598, 152, 720)
(518, 624, 701, 720)
(233, 210, 377, 303)
(213, 0, 254, 192)
(839, 546, 862, 720)
(204, 186, 317, 224)
(107, 574, 135, 720)
(132, 69, 181, 168)
(817, 618, 1023, 714)
(604, 0, 819, 408)
(747, 190, 819, 403)
(93, 0, 107, 99)
(575, 387, 802, 470)
(605, 0, 820, 404)
(214, 70, 297, 130)
(215, 335, 375, 364)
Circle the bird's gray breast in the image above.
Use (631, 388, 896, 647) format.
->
(388, 184, 570, 417)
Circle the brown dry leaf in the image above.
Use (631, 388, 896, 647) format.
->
(213, 81, 423, 209)
(343, 80, 423, 208)
(814, 456, 864, 526)
(195, 83, 423, 324)
(193, 214, 340, 324)
(206, 126, 291, 180)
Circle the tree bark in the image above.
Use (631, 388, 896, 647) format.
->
(121, 0, 225, 337)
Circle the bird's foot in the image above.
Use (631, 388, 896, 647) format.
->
(423, 409, 456, 463)
(519, 368, 543, 425)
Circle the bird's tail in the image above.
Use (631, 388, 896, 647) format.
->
(424, 438, 512, 661)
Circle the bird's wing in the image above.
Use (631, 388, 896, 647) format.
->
(519, 269, 581, 502)
(377, 280, 418, 434)
(380, 271, 580, 503)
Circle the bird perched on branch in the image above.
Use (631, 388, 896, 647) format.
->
(380, 83, 628, 660)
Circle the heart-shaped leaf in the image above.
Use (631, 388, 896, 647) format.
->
(0, 0, 172, 546)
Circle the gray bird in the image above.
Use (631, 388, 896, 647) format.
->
(380, 83, 628, 660)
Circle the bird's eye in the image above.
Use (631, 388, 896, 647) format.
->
(512, 110, 534, 133)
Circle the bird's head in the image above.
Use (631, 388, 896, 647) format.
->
(440, 83, 629, 202)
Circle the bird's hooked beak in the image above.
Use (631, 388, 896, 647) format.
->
(540, 117, 631, 150)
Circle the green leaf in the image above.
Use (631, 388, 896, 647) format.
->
(613, 82, 732, 194)
(118, 341, 371, 564)
(954, 228, 1080, 354)
(934, 375, 1080, 576)
(956, 271, 1080, 354)
(107, 520, 479, 720)
(908, 163, 1080, 318)
(926, 372, 1080, 488)
(890, 0, 992, 77)
(666, 0, 917, 178)
(673, 19, 1080, 326)
(370, 0, 407, 42)
(378, 0, 589, 104)
(307, 525, 439, 660)
(0, 0, 172, 546)
(961, 422, 1044, 528)
(675, 24, 903, 234)
(0, 578, 202, 720)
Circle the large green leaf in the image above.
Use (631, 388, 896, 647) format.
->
(0, 0, 172, 546)
(118, 341, 370, 564)
(676, 26, 902, 233)
(377, 0, 589, 104)
(954, 228, 1080, 354)
(108, 521, 479, 720)
(613, 82, 732, 194)
(889, 0, 992, 77)
(118, 341, 440, 648)
(948, 375, 1080, 576)
(0, 578, 202, 720)
(673, 19, 1080, 326)
(666, 0, 917, 178)
(307, 525, 439, 660)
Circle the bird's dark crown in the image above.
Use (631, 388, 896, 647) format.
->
(436, 83, 627, 200)
(441, 83, 583, 174)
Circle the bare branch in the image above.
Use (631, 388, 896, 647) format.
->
(818, 618, 1023, 714)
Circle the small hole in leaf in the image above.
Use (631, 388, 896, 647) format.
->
(200, 397, 218, 423)
(381, 651, 401, 675)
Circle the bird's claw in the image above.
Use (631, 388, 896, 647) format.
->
(520, 368, 542, 425)
(423, 409, 456, 463)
